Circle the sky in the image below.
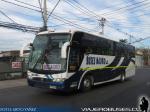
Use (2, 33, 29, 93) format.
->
(0, 0, 150, 51)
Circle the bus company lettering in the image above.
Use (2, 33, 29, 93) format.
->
(86, 56, 108, 65)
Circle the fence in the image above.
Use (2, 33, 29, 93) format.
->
(0, 56, 27, 80)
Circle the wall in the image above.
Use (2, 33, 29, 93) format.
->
(135, 55, 143, 67)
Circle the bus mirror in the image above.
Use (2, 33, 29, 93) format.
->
(61, 42, 70, 59)
(29, 43, 33, 47)
(20, 43, 31, 57)
(29, 43, 34, 50)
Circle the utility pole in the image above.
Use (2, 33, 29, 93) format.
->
(43, 0, 48, 31)
(39, 0, 48, 31)
(129, 34, 132, 44)
(99, 17, 106, 35)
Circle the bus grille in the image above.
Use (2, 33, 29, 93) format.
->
(32, 77, 52, 82)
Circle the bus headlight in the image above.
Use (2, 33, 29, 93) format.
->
(27, 71, 33, 79)
(28, 75, 33, 80)
(53, 78, 66, 82)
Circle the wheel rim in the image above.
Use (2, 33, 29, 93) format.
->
(83, 78, 91, 88)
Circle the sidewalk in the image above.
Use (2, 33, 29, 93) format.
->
(0, 78, 27, 89)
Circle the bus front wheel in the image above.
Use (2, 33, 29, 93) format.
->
(80, 75, 93, 92)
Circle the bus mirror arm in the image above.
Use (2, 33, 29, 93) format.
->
(61, 42, 70, 59)
(29, 43, 33, 47)
(29, 43, 34, 50)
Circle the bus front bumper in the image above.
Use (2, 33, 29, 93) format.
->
(27, 79, 77, 91)
(27, 79, 65, 90)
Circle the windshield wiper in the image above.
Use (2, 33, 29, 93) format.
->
(32, 37, 51, 70)
(32, 49, 47, 70)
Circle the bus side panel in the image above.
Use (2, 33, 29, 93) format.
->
(67, 31, 136, 88)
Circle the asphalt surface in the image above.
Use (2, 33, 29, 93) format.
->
(0, 68, 149, 110)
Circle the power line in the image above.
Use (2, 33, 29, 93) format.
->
(0, 0, 113, 34)
(0, 21, 40, 33)
(65, 0, 140, 35)
(115, 24, 150, 29)
(106, 21, 150, 46)
(63, 0, 99, 20)
(13, 0, 40, 9)
(68, 0, 149, 22)
(0, 10, 16, 23)
(101, 0, 149, 15)
(71, 0, 101, 19)
(0, 9, 26, 32)
(105, 3, 150, 19)
(96, 0, 132, 12)
(66, 0, 150, 42)
(1, 0, 41, 12)
(131, 36, 150, 44)
(106, 19, 150, 26)
(1, 0, 149, 42)
(46, 0, 98, 32)
(1, 0, 97, 32)
(63, 0, 107, 33)
(107, 10, 150, 22)
(130, 12, 150, 18)
(105, 22, 136, 44)
(51, 14, 97, 32)
(48, 23, 66, 27)
(47, 0, 61, 20)
(63, 0, 147, 38)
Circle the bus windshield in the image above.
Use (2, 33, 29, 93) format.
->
(28, 33, 71, 73)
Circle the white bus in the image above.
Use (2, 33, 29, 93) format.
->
(27, 30, 135, 92)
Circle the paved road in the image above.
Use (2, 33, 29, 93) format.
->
(0, 79, 26, 89)
(0, 68, 149, 109)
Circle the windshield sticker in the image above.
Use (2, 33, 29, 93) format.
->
(43, 64, 61, 70)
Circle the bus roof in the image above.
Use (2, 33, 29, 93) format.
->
(38, 30, 108, 39)
(37, 30, 134, 47)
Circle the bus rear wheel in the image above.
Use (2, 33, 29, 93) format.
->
(80, 75, 93, 92)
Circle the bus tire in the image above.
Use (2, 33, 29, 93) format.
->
(80, 75, 93, 92)
(120, 73, 126, 82)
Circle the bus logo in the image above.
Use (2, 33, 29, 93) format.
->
(86, 56, 108, 65)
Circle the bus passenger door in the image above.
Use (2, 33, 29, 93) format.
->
(68, 47, 81, 72)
